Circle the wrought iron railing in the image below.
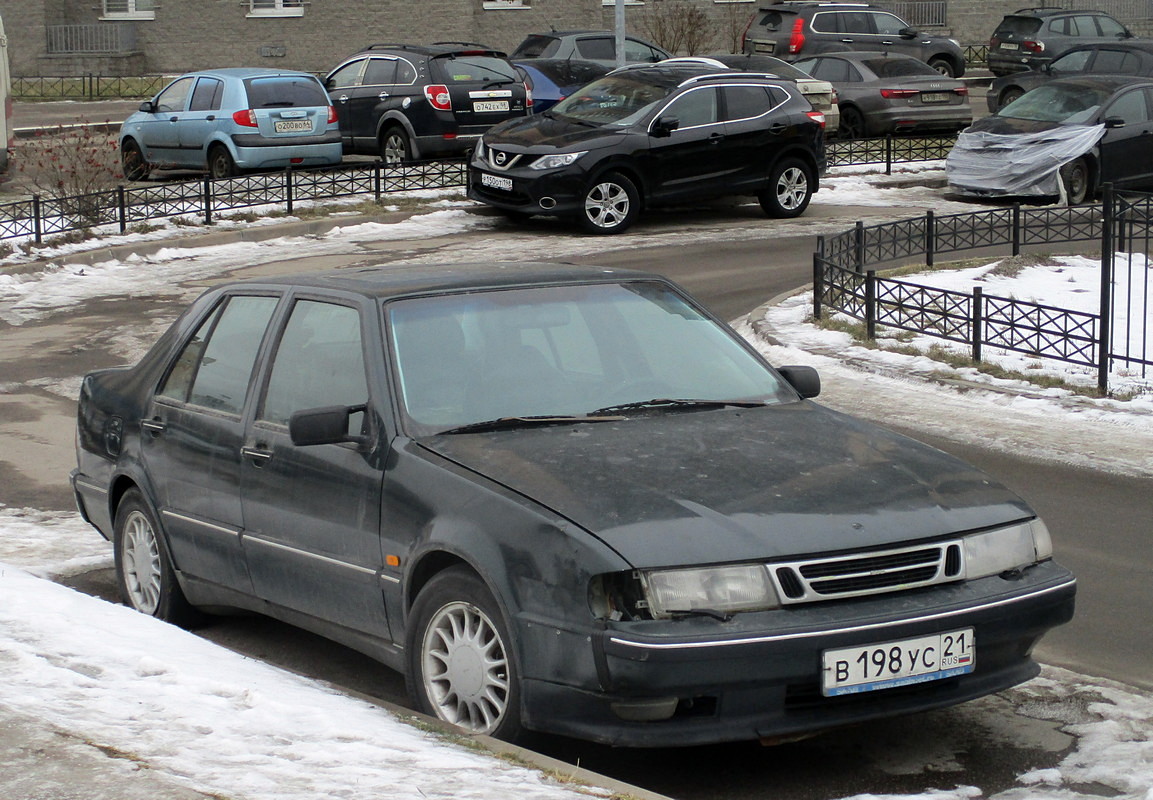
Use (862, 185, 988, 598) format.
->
(826, 134, 955, 172)
(813, 190, 1150, 393)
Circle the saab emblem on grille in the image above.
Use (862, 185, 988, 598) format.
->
(494, 151, 508, 166)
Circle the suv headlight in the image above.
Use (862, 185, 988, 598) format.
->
(529, 151, 587, 170)
(641, 564, 779, 619)
(964, 518, 1052, 579)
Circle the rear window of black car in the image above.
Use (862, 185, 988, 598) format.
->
(244, 76, 328, 108)
(995, 16, 1043, 37)
(432, 55, 521, 84)
(511, 35, 561, 59)
(523, 60, 607, 88)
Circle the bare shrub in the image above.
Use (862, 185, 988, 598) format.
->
(637, 0, 716, 56)
(16, 121, 122, 224)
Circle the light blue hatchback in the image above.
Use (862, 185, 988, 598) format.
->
(119, 68, 343, 180)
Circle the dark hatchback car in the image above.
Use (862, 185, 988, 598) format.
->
(468, 63, 827, 234)
(72, 262, 1076, 747)
(988, 7, 1134, 77)
(948, 75, 1153, 203)
(323, 43, 530, 164)
(795, 52, 970, 138)
(987, 41, 1153, 113)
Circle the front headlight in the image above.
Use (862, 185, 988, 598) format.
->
(529, 151, 587, 170)
(641, 564, 779, 619)
(964, 518, 1052, 579)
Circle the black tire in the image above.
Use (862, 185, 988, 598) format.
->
(838, 106, 866, 140)
(578, 171, 639, 234)
(406, 566, 522, 741)
(759, 157, 813, 219)
(121, 139, 150, 181)
(380, 126, 411, 166)
(999, 87, 1025, 110)
(207, 145, 237, 179)
(928, 56, 957, 78)
(113, 488, 199, 627)
(1060, 157, 1092, 205)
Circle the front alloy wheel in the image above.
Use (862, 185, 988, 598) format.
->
(579, 171, 639, 234)
(407, 567, 522, 740)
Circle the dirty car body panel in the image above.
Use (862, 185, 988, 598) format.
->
(72, 262, 1075, 747)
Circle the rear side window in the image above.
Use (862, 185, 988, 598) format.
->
(189, 78, 223, 112)
(511, 35, 560, 59)
(160, 295, 279, 415)
(244, 76, 329, 108)
(1091, 49, 1139, 73)
(995, 16, 1042, 37)
(432, 55, 519, 84)
(723, 85, 774, 120)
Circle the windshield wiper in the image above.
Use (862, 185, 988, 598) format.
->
(439, 414, 624, 435)
(590, 398, 768, 416)
(482, 78, 517, 89)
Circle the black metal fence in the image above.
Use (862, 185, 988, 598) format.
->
(12, 75, 175, 101)
(826, 134, 956, 172)
(0, 160, 468, 244)
(813, 188, 1151, 394)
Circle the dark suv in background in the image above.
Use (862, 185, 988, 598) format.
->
(987, 8, 1134, 76)
(324, 43, 530, 164)
(469, 63, 826, 234)
(741, 1, 966, 77)
(511, 30, 671, 66)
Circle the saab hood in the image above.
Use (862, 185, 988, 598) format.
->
(418, 402, 1033, 568)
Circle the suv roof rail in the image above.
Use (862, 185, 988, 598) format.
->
(432, 41, 497, 50)
(1012, 6, 1066, 12)
(680, 71, 783, 86)
(361, 43, 426, 52)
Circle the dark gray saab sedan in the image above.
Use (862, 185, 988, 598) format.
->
(72, 262, 1075, 747)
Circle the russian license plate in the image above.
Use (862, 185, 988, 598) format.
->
(920, 92, 950, 103)
(1001, 42, 1019, 51)
(474, 100, 510, 113)
(274, 119, 313, 133)
(821, 628, 975, 696)
(481, 172, 513, 192)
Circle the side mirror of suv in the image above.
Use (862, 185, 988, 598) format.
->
(652, 116, 680, 137)
(899, 27, 920, 39)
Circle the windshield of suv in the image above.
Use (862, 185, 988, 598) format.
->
(388, 281, 795, 435)
(550, 73, 676, 125)
(433, 55, 520, 84)
(999, 83, 1110, 123)
(994, 16, 1043, 37)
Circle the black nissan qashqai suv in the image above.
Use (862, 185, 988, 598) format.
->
(468, 62, 826, 234)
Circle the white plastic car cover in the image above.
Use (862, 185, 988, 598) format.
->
(945, 124, 1106, 197)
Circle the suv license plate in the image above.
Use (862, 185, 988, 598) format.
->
(474, 100, 510, 113)
(274, 119, 313, 133)
(921, 92, 950, 103)
(481, 172, 513, 192)
(821, 628, 975, 696)
(1001, 42, 1019, 50)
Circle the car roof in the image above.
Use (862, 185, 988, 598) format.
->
(1005, 6, 1116, 17)
(757, 2, 878, 10)
(349, 43, 508, 58)
(1045, 74, 1153, 91)
(218, 262, 665, 301)
(1063, 41, 1153, 55)
(800, 50, 924, 63)
(179, 67, 321, 80)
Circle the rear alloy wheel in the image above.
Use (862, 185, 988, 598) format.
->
(113, 489, 199, 627)
(838, 107, 866, 140)
(928, 56, 957, 78)
(207, 145, 237, 179)
(760, 158, 813, 219)
(406, 567, 522, 741)
(380, 127, 411, 166)
(579, 171, 639, 234)
(1060, 157, 1091, 205)
(121, 139, 150, 181)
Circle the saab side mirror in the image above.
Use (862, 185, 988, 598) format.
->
(289, 404, 367, 447)
(777, 365, 821, 399)
(652, 116, 680, 137)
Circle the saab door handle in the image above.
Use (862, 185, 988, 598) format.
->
(241, 446, 273, 467)
(141, 418, 166, 437)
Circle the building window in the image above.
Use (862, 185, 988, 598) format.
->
(601, 0, 645, 5)
(248, 0, 305, 18)
(482, 0, 530, 7)
(101, 0, 155, 21)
